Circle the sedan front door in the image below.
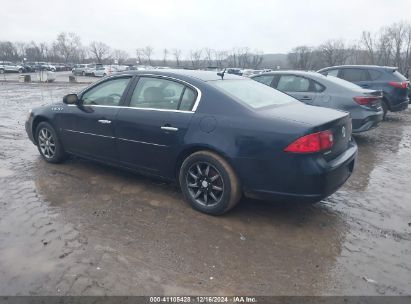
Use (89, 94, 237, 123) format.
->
(115, 76, 198, 178)
(60, 76, 133, 161)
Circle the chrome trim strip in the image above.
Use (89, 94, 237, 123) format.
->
(65, 129, 114, 139)
(117, 137, 167, 147)
(68, 74, 202, 113)
(67, 104, 194, 113)
(64, 129, 167, 147)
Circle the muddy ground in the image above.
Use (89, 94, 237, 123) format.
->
(0, 82, 410, 296)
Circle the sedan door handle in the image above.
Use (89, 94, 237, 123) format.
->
(98, 119, 111, 124)
(300, 96, 312, 101)
(161, 126, 178, 132)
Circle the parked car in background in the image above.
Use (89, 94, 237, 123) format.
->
(226, 68, 242, 76)
(20, 63, 36, 73)
(53, 63, 68, 71)
(0, 61, 24, 73)
(252, 71, 383, 133)
(72, 64, 92, 76)
(35, 62, 56, 72)
(92, 65, 118, 77)
(84, 63, 103, 76)
(317, 65, 410, 118)
(241, 69, 254, 77)
(25, 69, 357, 215)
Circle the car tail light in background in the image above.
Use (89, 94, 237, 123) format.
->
(353, 96, 380, 106)
(388, 81, 409, 89)
(284, 130, 334, 153)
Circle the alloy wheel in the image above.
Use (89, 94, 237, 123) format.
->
(186, 162, 224, 207)
(38, 128, 56, 159)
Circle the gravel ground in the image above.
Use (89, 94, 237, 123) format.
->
(0, 82, 410, 296)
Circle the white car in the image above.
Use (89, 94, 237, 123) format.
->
(93, 65, 118, 77)
(84, 63, 103, 76)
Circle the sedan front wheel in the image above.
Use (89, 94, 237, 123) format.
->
(36, 122, 67, 163)
(179, 151, 241, 215)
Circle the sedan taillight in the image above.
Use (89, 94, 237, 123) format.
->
(388, 81, 409, 89)
(353, 96, 380, 106)
(284, 130, 334, 153)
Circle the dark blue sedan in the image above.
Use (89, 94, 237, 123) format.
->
(25, 70, 357, 215)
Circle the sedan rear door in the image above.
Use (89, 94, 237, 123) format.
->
(115, 76, 198, 178)
(275, 74, 320, 104)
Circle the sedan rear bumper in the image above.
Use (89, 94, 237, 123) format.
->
(390, 99, 409, 112)
(352, 110, 383, 133)
(238, 140, 358, 203)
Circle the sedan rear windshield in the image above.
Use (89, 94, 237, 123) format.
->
(211, 79, 298, 109)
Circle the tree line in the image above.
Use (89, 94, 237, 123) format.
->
(288, 21, 411, 73)
(0, 33, 264, 69)
(1, 21, 411, 72)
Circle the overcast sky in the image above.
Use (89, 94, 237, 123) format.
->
(1, 0, 411, 58)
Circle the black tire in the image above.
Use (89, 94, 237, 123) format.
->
(82, 71, 86, 76)
(179, 151, 242, 215)
(103, 73, 107, 77)
(35, 122, 67, 163)
(382, 99, 388, 120)
(0, 69, 4, 74)
(18, 68, 23, 73)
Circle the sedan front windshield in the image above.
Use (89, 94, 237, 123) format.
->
(210, 79, 298, 109)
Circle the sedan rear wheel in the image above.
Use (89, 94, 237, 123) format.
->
(179, 151, 241, 215)
(36, 122, 67, 163)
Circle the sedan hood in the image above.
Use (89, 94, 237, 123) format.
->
(257, 102, 349, 126)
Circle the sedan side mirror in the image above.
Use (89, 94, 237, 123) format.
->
(63, 93, 79, 105)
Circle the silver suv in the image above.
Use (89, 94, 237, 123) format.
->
(0, 61, 24, 73)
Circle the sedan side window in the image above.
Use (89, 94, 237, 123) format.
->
(326, 69, 339, 77)
(277, 75, 310, 92)
(253, 75, 274, 86)
(340, 69, 370, 82)
(81, 77, 131, 106)
(179, 87, 197, 111)
(130, 77, 196, 111)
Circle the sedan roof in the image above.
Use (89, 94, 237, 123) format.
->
(119, 69, 243, 81)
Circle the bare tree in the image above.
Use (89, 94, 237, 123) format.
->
(54, 32, 81, 62)
(375, 27, 393, 66)
(250, 50, 264, 69)
(0, 41, 18, 61)
(162, 48, 168, 66)
(214, 50, 227, 68)
(136, 48, 144, 64)
(112, 49, 129, 64)
(190, 49, 203, 69)
(89, 41, 111, 63)
(287, 46, 314, 70)
(404, 25, 411, 76)
(172, 49, 182, 67)
(204, 48, 215, 67)
(389, 22, 407, 71)
(317, 39, 350, 67)
(143, 46, 154, 65)
(361, 31, 375, 64)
